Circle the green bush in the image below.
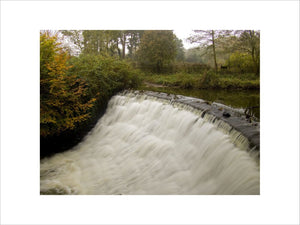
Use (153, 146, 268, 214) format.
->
(69, 54, 141, 97)
(41, 54, 142, 139)
(138, 61, 210, 75)
(40, 33, 97, 137)
(227, 52, 255, 73)
(40, 51, 143, 157)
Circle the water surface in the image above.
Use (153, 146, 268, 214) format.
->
(140, 86, 260, 119)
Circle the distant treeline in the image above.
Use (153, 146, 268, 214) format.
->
(60, 30, 260, 75)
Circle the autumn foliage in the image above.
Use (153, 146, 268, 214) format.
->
(40, 32, 96, 137)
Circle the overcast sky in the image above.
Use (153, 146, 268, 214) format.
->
(173, 29, 198, 49)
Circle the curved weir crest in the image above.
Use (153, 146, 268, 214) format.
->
(40, 91, 260, 195)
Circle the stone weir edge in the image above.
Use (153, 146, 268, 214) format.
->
(122, 90, 260, 154)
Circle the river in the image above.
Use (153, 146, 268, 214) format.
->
(140, 86, 260, 120)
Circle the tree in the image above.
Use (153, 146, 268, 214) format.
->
(234, 30, 260, 75)
(119, 30, 127, 59)
(60, 30, 84, 56)
(40, 31, 96, 137)
(175, 36, 185, 62)
(82, 30, 109, 55)
(137, 30, 177, 73)
(185, 47, 205, 63)
(228, 52, 255, 73)
(60, 30, 145, 60)
(127, 30, 143, 60)
(188, 30, 231, 72)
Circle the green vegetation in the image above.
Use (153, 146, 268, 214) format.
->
(41, 32, 141, 138)
(40, 31, 141, 157)
(186, 30, 260, 75)
(137, 30, 177, 73)
(40, 32, 96, 137)
(40, 29, 260, 157)
(142, 72, 259, 90)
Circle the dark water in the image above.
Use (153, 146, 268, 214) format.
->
(140, 86, 260, 119)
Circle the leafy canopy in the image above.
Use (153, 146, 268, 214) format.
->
(137, 30, 177, 73)
(40, 32, 96, 137)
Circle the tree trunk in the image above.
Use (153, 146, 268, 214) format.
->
(122, 33, 126, 59)
(251, 47, 260, 76)
(211, 30, 218, 73)
(249, 30, 260, 76)
(116, 39, 121, 58)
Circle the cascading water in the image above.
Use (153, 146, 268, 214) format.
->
(40, 92, 260, 195)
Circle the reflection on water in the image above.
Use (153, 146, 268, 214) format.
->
(140, 86, 260, 119)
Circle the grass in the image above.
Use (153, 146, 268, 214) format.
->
(142, 72, 260, 90)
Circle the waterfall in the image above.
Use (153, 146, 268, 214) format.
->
(40, 92, 260, 195)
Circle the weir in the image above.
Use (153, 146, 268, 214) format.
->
(136, 90, 260, 154)
(40, 91, 260, 195)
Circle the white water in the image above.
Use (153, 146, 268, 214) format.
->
(40, 93, 260, 195)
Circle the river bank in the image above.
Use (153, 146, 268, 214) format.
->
(142, 72, 260, 90)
